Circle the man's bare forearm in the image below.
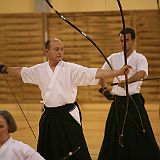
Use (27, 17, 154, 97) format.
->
(5, 67, 22, 77)
(128, 70, 146, 83)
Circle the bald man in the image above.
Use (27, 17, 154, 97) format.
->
(0, 38, 130, 160)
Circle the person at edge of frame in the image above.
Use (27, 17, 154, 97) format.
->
(0, 110, 45, 160)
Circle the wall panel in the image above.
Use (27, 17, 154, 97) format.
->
(0, 13, 45, 103)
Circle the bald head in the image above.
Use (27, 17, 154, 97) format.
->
(45, 38, 63, 50)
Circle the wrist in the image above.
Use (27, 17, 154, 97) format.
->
(115, 70, 120, 76)
(2, 66, 8, 74)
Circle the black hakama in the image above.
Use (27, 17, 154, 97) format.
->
(37, 103, 91, 160)
(98, 93, 160, 160)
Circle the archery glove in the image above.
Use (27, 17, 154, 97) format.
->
(0, 64, 8, 74)
(99, 87, 114, 100)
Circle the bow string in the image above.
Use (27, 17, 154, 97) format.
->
(2, 72, 37, 142)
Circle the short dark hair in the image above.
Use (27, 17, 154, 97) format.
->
(45, 39, 51, 49)
(119, 27, 136, 40)
(0, 110, 17, 133)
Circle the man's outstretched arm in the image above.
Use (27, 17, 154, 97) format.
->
(0, 64, 22, 77)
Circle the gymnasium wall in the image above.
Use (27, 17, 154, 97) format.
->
(0, 10, 160, 103)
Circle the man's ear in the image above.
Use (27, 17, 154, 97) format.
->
(43, 49, 49, 56)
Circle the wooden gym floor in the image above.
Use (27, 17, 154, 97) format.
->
(0, 103, 159, 160)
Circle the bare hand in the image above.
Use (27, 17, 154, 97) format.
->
(119, 65, 131, 76)
(118, 80, 126, 88)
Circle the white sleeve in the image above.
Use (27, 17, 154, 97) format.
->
(14, 142, 45, 160)
(137, 55, 148, 78)
(21, 66, 39, 85)
(70, 63, 99, 86)
(24, 146, 45, 160)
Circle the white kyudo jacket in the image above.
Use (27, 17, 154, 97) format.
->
(21, 60, 99, 124)
(102, 50, 148, 96)
(0, 137, 45, 160)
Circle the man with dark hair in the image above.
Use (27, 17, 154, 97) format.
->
(118, 27, 136, 39)
(0, 38, 130, 160)
(0, 110, 45, 160)
(98, 28, 160, 160)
